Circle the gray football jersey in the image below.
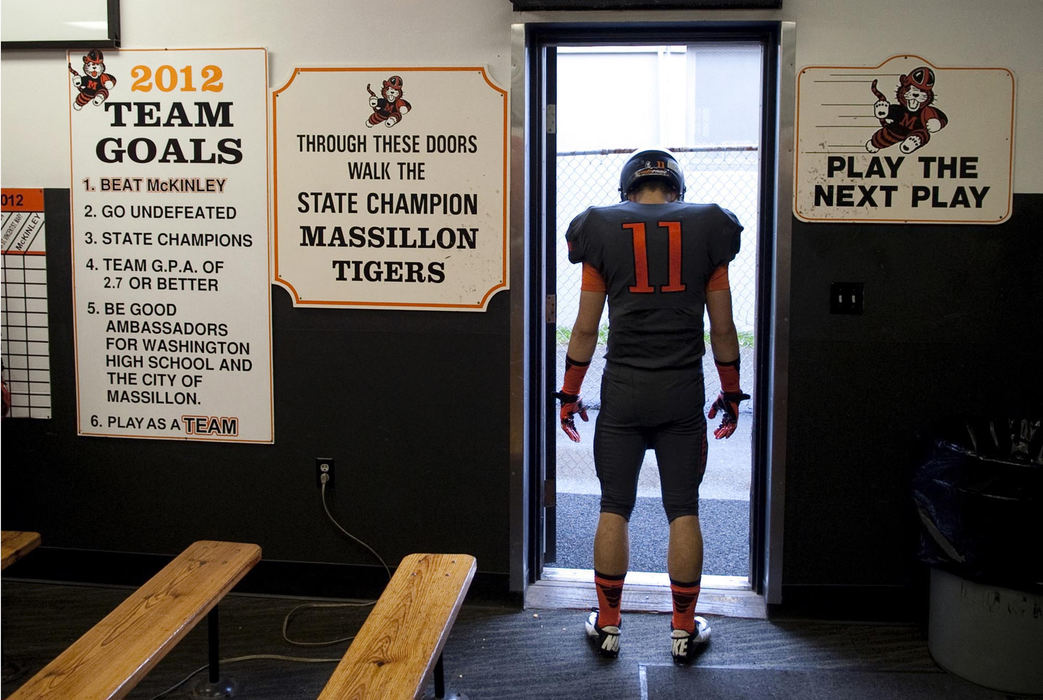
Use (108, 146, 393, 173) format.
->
(566, 200, 742, 369)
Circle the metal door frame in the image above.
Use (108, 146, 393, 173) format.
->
(509, 19, 795, 606)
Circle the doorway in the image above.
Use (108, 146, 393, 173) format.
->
(520, 22, 785, 606)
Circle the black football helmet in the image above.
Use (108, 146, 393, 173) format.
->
(619, 148, 685, 201)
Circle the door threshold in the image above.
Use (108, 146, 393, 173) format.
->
(526, 567, 766, 619)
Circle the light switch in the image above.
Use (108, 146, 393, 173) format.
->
(830, 282, 864, 315)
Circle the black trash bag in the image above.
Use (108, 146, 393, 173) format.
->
(912, 416, 1043, 591)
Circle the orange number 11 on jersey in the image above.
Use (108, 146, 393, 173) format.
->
(623, 221, 686, 294)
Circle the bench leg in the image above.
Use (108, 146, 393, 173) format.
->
(208, 606, 221, 684)
(434, 652, 446, 698)
(193, 606, 239, 697)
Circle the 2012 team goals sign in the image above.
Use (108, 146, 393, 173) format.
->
(69, 48, 273, 443)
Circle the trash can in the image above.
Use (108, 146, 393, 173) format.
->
(913, 415, 1043, 695)
(928, 567, 1042, 695)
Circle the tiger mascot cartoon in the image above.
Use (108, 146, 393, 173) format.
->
(865, 66, 947, 154)
(365, 75, 411, 128)
(70, 49, 117, 111)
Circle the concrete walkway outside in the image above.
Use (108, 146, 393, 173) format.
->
(556, 406, 753, 500)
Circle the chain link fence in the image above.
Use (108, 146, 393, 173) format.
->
(554, 146, 760, 497)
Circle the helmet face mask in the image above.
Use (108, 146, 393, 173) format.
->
(619, 149, 686, 202)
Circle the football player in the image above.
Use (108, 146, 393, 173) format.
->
(557, 148, 749, 663)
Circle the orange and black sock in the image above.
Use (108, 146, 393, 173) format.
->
(670, 578, 701, 633)
(594, 571, 625, 628)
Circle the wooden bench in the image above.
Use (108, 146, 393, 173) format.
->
(319, 552, 477, 700)
(1, 530, 41, 570)
(10, 539, 261, 699)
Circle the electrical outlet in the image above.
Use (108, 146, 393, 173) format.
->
(315, 458, 335, 488)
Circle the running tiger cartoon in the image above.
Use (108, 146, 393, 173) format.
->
(866, 66, 948, 154)
(365, 75, 411, 128)
(70, 49, 117, 111)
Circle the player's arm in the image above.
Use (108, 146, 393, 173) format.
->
(566, 289, 605, 365)
(556, 268, 606, 442)
(706, 266, 750, 439)
(707, 288, 738, 365)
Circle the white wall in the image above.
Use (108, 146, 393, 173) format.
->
(3, 0, 1042, 191)
(1, 0, 516, 187)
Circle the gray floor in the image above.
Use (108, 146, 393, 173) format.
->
(553, 401, 753, 579)
(549, 494, 749, 576)
(556, 407, 753, 501)
(0, 580, 1010, 699)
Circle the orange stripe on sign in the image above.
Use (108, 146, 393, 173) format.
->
(1, 188, 44, 212)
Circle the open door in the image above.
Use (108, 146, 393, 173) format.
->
(523, 22, 784, 605)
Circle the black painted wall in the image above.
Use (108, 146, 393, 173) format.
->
(1, 189, 511, 589)
(782, 192, 1043, 608)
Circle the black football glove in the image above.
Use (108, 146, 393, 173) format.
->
(707, 390, 750, 439)
(555, 391, 588, 442)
